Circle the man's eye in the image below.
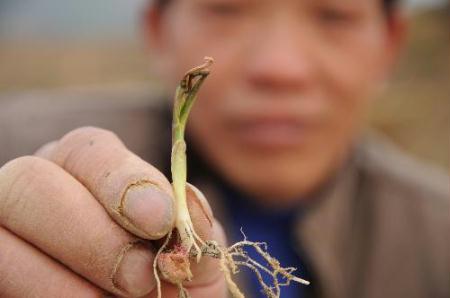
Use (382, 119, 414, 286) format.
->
(203, 2, 244, 17)
(316, 8, 356, 25)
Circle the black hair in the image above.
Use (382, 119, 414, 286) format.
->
(383, 0, 399, 16)
(154, 0, 399, 16)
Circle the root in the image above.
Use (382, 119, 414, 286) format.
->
(152, 227, 205, 298)
(182, 220, 205, 263)
(153, 229, 173, 298)
(177, 282, 189, 298)
(219, 251, 245, 298)
(218, 231, 310, 298)
(153, 230, 309, 298)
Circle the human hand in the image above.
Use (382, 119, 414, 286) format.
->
(0, 127, 226, 297)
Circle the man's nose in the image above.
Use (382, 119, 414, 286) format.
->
(245, 17, 315, 94)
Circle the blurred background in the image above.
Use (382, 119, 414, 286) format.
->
(0, 0, 448, 168)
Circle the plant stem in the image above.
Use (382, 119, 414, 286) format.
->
(171, 57, 214, 258)
(156, 57, 310, 298)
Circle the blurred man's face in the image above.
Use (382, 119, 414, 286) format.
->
(147, 0, 403, 205)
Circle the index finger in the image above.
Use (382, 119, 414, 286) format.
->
(46, 127, 175, 240)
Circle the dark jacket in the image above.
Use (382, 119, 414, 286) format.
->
(1, 87, 448, 298)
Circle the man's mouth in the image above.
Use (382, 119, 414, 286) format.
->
(230, 117, 314, 150)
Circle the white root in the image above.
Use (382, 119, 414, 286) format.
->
(154, 226, 309, 298)
(176, 218, 205, 263)
(153, 229, 173, 298)
(217, 231, 310, 298)
(219, 252, 245, 298)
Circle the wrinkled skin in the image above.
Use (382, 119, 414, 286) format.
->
(0, 127, 226, 297)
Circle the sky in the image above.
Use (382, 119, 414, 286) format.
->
(0, 0, 447, 40)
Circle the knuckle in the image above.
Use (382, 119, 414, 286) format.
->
(53, 127, 123, 166)
(34, 140, 58, 158)
(0, 156, 43, 218)
(0, 156, 41, 183)
(60, 126, 120, 146)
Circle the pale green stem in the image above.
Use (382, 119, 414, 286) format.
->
(171, 57, 213, 258)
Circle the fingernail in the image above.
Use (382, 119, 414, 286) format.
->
(114, 242, 155, 296)
(123, 183, 174, 239)
(187, 183, 213, 224)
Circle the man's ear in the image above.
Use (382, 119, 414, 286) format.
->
(142, 3, 176, 81)
(142, 3, 166, 53)
(383, 8, 409, 72)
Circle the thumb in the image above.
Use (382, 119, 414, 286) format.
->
(185, 183, 227, 287)
(186, 183, 214, 241)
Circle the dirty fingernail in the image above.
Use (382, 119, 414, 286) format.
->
(114, 242, 155, 296)
(123, 183, 174, 239)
